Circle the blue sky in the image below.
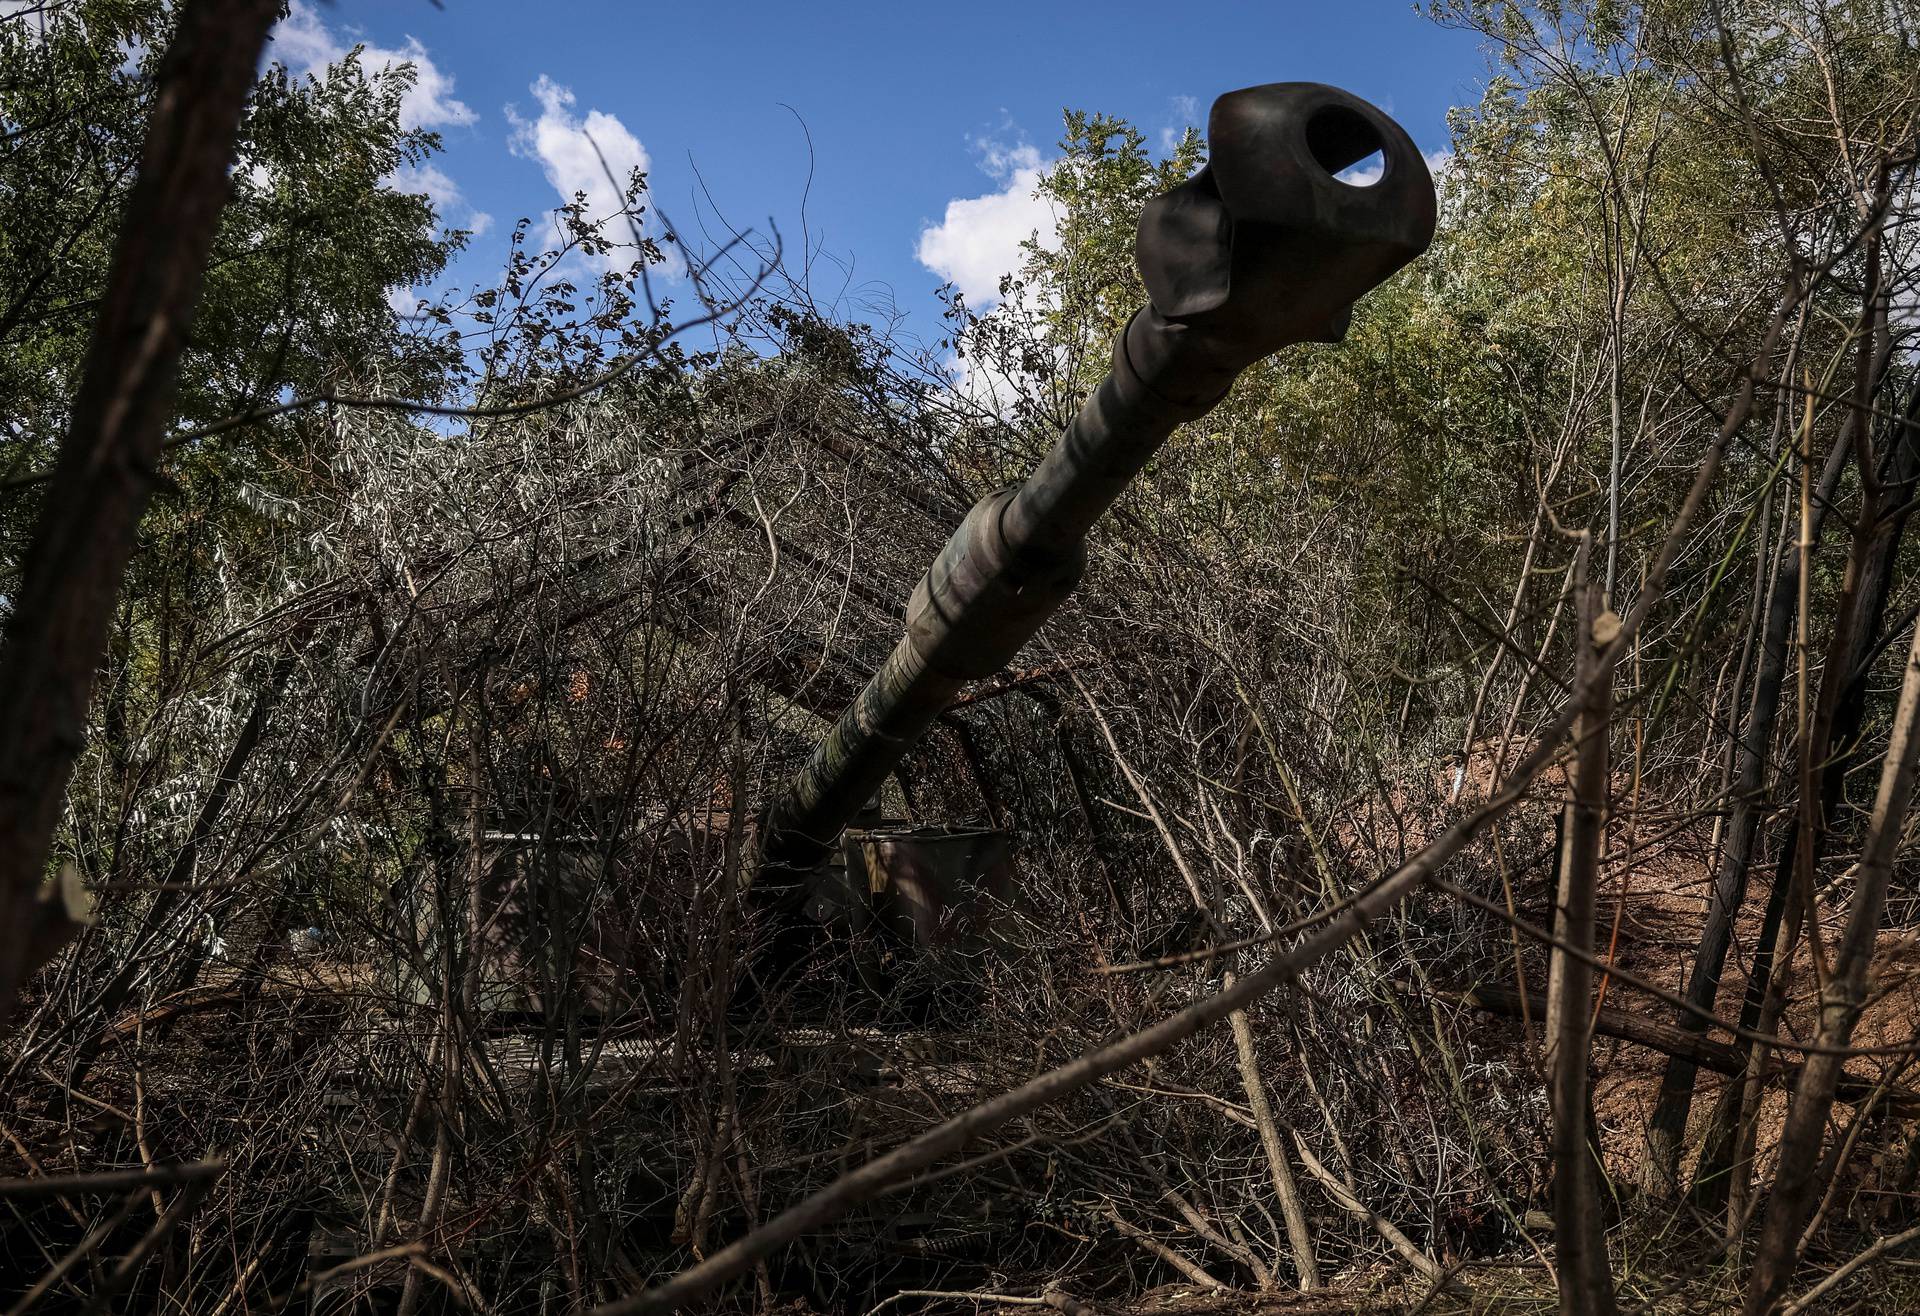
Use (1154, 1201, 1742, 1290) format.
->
(273, 1, 1490, 352)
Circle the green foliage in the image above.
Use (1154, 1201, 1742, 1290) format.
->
(1029, 111, 1205, 362)
(1, 2, 476, 738)
(0, 1, 484, 890)
(0, 1, 463, 470)
(949, 0, 1916, 759)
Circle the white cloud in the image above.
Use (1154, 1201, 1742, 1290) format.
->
(1159, 94, 1201, 154)
(390, 161, 490, 236)
(946, 338, 1054, 416)
(269, 2, 476, 131)
(392, 162, 458, 211)
(507, 76, 659, 271)
(1338, 156, 1386, 187)
(916, 140, 1058, 310)
(1335, 147, 1454, 189)
(264, 5, 487, 300)
(267, 3, 334, 70)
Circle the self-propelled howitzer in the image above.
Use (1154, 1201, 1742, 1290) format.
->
(760, 82, 1437, 887)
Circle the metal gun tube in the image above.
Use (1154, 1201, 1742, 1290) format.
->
(760, 82, 1437, 880)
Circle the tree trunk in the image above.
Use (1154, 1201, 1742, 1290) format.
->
(1744, 573, 1920, 1314)
(0, 0, 281, 1026)
(1695, 380, 1919, 1214)
(1545, 563, 1618, 1316)
(1640, 434, 1852, 1192)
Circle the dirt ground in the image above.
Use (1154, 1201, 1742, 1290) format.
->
(1581, 805, 1920, 1195)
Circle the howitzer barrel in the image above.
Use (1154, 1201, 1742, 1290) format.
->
(760, 82, 1436, 880)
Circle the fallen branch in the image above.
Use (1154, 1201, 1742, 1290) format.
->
(1101, 1203, 1225, 1290)
(1290, 1133, 1450, 1287)
(1780, 1221, 1920, 1315)
(272, 1242, 427, 1312)
(1438, 981, 1920, 1117)
(863, 1292, 1048, 1316)
(0, 1159, 226, 1200)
